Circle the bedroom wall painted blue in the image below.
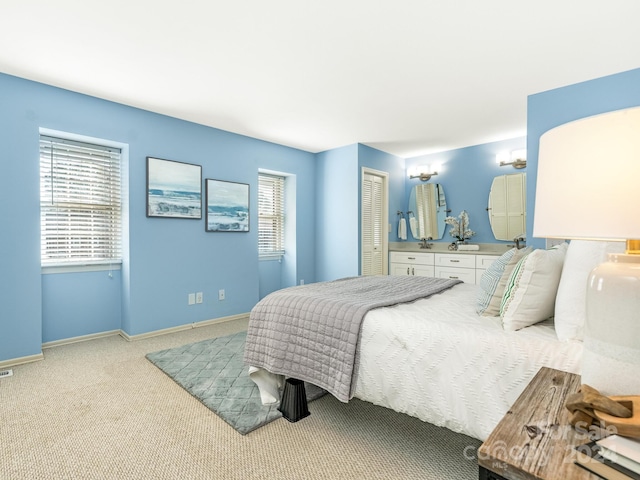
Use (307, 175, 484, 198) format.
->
(314, 143, 405, 280)
(42, 270, 122, 343)
(526, 67, 640, 249)
(0, 72, 316, 359)
(405, 137, 526, 245)
(315, 144, 359, 282)
(3, 66, 640, 362)
(258, 260, 282, 299)
(357, 144, 406, 261)
(0, 74, 43, 361)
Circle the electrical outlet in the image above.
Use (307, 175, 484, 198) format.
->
(218, 289, 225, 301)
(188, 293, 196, 305)
(300, 279, 305, 285)
(0, 369, 13, 378)
(196, 292, 203, 304)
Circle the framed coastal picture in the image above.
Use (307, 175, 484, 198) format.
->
(146, 157, 202, 219)
(205, 179, 249, 232)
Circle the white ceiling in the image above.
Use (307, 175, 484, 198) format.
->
(2, 1, 639, 157)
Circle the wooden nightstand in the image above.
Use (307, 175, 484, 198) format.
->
(478, 367, 601, 480)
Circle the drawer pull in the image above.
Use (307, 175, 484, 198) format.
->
(407, 267, 410, 275)
(449, 276, 459, 279)
(408, 257, 416, 260)
(450, 259, 460, 263)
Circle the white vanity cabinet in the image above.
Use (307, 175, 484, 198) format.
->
(390, 250, 500, 284)
(389, 252, 435, 277)
(434, 254, 476, 283)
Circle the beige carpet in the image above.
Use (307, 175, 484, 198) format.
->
(0, 317, 481, 479)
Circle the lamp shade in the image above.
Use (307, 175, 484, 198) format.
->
(533, 106, 640, 241)
(534, 106, 640, 396)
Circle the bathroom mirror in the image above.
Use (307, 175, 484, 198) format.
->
(487, 173, 526, 241)
(409, 183, 447, 240)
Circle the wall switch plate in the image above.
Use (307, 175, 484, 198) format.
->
(196, 292, 203, 304)
(218, 289, 225, 301)
(300, 279, 304, 285)
(188, 293, 196, 305)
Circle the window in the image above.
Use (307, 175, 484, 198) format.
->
(40, 135, 122, 267)
(258, 173, 285, 258)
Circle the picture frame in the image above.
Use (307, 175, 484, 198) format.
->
(146, 157, 202, 219)
(205, 179, 250, 232)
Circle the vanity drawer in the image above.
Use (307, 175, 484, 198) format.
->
(475, 254, 500, 269)
(434, 254, 475, 269)
(390, 252, 434, 265)
(434, 266, 476, 283)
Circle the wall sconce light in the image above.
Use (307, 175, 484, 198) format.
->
(497, 149, 527, 169)
(408, 164, 440, 181)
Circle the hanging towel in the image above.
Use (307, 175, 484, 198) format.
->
(409, 216, 418, 239)
(398, 217, 407, 240)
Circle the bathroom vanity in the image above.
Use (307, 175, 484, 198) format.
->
(389, 243, 510, 284)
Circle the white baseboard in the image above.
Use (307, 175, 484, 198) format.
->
(119, 313, 250, 342)
(0, 352, 44, 369)
(194, 313, 249, 329)
(42, 329, 121, 349)
(1, 313, 250, 367)
(119, 324, 191, 342)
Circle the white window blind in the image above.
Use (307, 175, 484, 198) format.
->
(40, 135, 122, 266)
(258, 173, 285, 258)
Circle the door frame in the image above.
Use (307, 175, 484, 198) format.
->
(360, 167, 389, 275)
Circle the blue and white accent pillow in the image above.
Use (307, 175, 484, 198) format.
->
(476, 248, 522, 316)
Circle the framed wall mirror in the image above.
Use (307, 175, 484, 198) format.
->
(487, 172, 526, 241)
(409, 183, 447, 240)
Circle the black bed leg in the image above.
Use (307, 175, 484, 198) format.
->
(278, 378, 310, 422)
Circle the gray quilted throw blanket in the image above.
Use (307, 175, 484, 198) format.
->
(244, 275, 462, 402)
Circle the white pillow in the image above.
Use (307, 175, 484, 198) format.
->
(500, 243, 568, 331)
(554, 240, 625, 342)
(482, 247, 532, 317)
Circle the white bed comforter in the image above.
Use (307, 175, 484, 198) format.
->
(353, 283, 583, 441)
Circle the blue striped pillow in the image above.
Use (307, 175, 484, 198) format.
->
(476, 248, 519, 315)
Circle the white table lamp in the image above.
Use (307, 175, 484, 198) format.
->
(534, 106, 640, 395)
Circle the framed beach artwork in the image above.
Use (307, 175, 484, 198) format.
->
(205, 179, 249, 232)
(146, 157, 202, 219)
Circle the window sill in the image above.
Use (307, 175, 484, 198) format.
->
(259, 255, 283, 262)
(42, 262, 122, 275)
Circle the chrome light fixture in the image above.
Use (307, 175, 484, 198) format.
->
(497, 149, 527, 169)
(408, 164, 439, 181)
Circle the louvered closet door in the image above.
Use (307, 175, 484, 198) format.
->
(362, 172, 384, 275)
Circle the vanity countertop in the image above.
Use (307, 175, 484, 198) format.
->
(389, 242, 513, 255)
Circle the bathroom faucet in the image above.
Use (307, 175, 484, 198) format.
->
(419, 237, 433, 249)
(514, 235, 526, 249)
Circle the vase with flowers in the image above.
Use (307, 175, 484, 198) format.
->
(445, 210, 476, 250)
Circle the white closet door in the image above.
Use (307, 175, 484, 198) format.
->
(362, 171, 385, 276)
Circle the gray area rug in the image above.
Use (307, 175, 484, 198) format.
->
(146, 331, 325, 435)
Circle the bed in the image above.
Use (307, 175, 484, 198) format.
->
(244, 240, 622, 441)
